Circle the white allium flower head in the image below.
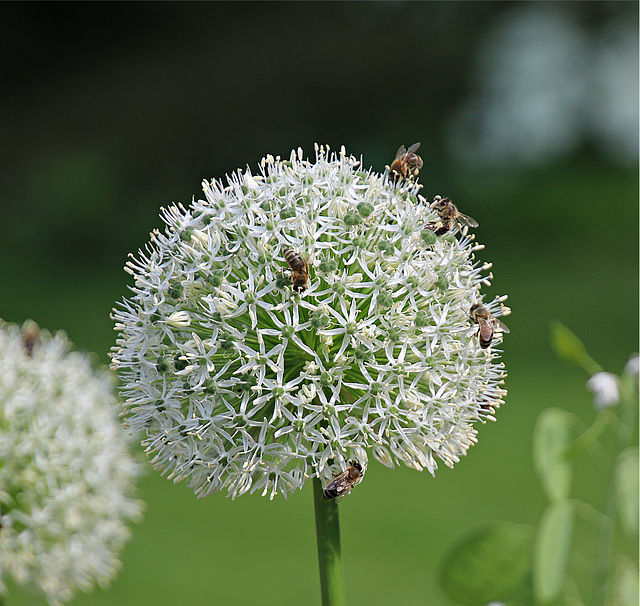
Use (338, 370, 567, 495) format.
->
(111, 145, 508, 500)
(586, 371, 621, 409)
(0, 320, 143, 606)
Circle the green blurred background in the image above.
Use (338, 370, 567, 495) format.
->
(1, 2, 637, 604)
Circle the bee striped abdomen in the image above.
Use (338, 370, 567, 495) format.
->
(283, 249, 306, 271)
(283, 249, 309, 293)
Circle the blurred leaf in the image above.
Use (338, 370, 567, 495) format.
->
(439, 521, 534, 605)
(533, 499, 574, 604)
(613, 557, 639, 606)
(563, 409, 614, 460)
(533, 408, 574, 502)
(549, 320, 601, 375)
(549, 319, 587, 363)
(613, 447, 639, 536)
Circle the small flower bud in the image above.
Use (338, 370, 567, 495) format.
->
(167, 310, 191, 328)
(586, 372, 620, 409)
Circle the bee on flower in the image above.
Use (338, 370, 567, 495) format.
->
(111, 144, 508, 501)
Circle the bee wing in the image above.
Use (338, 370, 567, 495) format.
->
(494, 318, 510, 333)
(325, 471, 350, 495)
(457, 213, 479, 228)
(394, 145, 407, 160)
(407, 142, 421, 154)
(479, 318, 493, 334)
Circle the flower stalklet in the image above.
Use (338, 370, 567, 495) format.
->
(0, 320, 143, 606)
(111, 145, 508, 501)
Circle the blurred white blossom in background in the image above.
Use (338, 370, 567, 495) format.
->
(586, 371, 620, 410)
(0, 321, 143, 606)
(451, 4, 638, 167)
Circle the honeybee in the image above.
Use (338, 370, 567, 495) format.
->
(21, 320, 40, 357)
(323, 461, 364, 500)
(426, 195, 478, 235)
(469, 303, 510, 349)
(389, 142, 423, 183)
(283, 248, 310, 293)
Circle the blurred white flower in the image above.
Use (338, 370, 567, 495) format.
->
(586, 371, 620, 409)
(623, 355, 639, 377)
(0, 320, 143, 606)
(111, 145, 508, 500)
(451, 4, 638, 167)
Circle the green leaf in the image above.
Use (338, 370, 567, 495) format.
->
(533, 408, 574, 501)
(549, 319, 588, 363)
(439, 521, 534, 605)
(533, 500, 574, 604)
(549, 320, 601, 375)
(614, 447, 639, 536)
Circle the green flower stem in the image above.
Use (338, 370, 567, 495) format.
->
(313, 477, 347, 606)
(592, 390, 638, 606)
(564, 410, 615, 460)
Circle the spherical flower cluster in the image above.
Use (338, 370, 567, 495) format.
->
(111, 145, 508, 500)
(0, 320, 143, 606)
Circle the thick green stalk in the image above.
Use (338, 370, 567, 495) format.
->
(313, 477, 347, 606)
